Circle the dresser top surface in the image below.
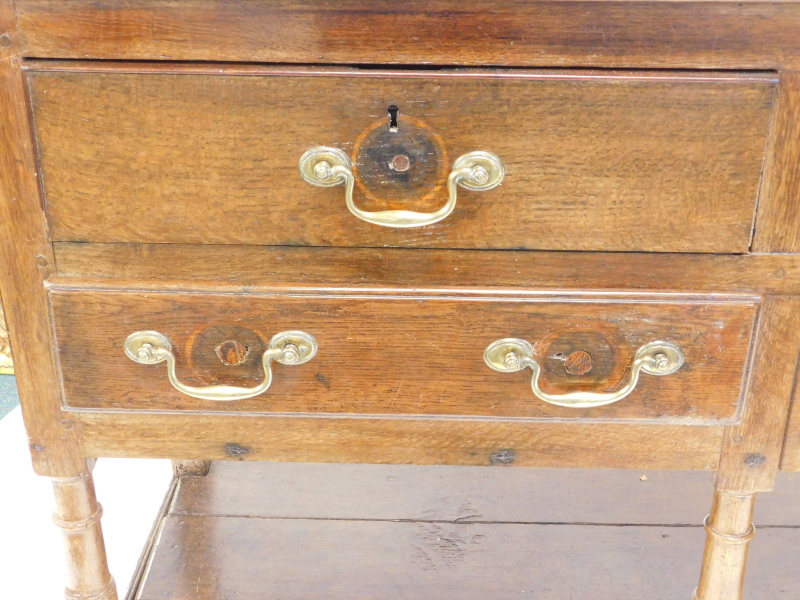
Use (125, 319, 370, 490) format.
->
(7, 0, 800, 70)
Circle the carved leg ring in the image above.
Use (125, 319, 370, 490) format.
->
(693, 491, 755, 600)
(52, 474, 118, 600)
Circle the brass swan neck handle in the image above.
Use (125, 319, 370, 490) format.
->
(484, 338, 684, 408)
(299, 146, 504, 228)
(124, 330, 318, 401)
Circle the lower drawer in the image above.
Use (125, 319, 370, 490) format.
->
(49, 287, 757, 424)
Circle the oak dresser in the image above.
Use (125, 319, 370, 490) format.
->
(2, 2, 800, 599)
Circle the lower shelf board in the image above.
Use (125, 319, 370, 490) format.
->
(131, 463, 800, 599)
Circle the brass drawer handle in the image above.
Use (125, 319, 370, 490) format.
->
(124, 330, 318, 401)
(298, 147, 504, 228)
(484, 339, 684, 408)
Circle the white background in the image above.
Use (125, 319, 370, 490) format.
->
(0, 408, 171, 599)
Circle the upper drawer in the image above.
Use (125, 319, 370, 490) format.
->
(28, 66, 776, 253)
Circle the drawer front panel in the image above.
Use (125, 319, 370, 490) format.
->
(29, 68, 775, 253)
(51, 289, 757, 423)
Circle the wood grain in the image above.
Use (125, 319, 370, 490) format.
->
(781, 364, 800, 472)
(752, 72, 800, 254)
(49, 288, 757, 423)
(51, 474, 118, 600)
(52, 243, 800, 295)
(172, 462, 800, 527)
(0, 1, 85, 476)
(14, 1, 800, 70)
(171, 460, 211, 478)
(77, 412, 724, 470)
(27, 67, 775, 253)
(135, 515, 800, 599)
(717, 297, 800, 493)
(0, 296, 13, 373)
(135, 462, 800, 600)
(694, 491, 756, 600)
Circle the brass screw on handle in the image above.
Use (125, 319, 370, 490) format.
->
(313, 160, 333, 181)
(136, 343, 155, 362)
(504, 351, 522, 370)
(281, 344, 301, 365)
(653, 352, 672, 373)
(470, 165, 490, 186)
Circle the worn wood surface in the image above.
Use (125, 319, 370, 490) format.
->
(0, 1, 84, 476)
(171, 460, 211, 478)
(0, 297, 12, 373)
(752, 72, 800, 254)
(140, 518, 795, 600)
(695, 491, 756, 600)
(717, 297, 800, 492)
(4, 0, 800, 597)
(52, 473, 117, 600)
(27, 67, 775, 253)
(780, 366, 800, 471)
(172, 462, 800, 526)
(50, 288, 756, 423)
(133, 463, 800, 600)
(52, 243, 800, 294)
(14, 1, 800, 70)
(77, 412, 725, 470)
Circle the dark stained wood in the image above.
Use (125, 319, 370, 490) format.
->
(78, 412, 725, 470)
(717, 297, 800, 493)
(27, 67, 775, 253)
(14, 1, 800, 70)
(752, 72, 800, 253)
(6, 0, 800, 596)
(49, 288, 757, 423)
(134, 515, 800, 599)
(172, 462, 800, 527)
(51, 243, 800, 295)
(0, 1, 85, 477)
(133, 462, 800, 599)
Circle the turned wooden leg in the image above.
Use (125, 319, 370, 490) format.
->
(693, 490, 755, 600)
(52, 473, 118, 600)
(172, 459, 211, 477)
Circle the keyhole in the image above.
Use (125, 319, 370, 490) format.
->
(387, 105, 399, 132)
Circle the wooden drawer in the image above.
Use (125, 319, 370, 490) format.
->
(50, 286, 757, 424)
(28, 65, 776, 253)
